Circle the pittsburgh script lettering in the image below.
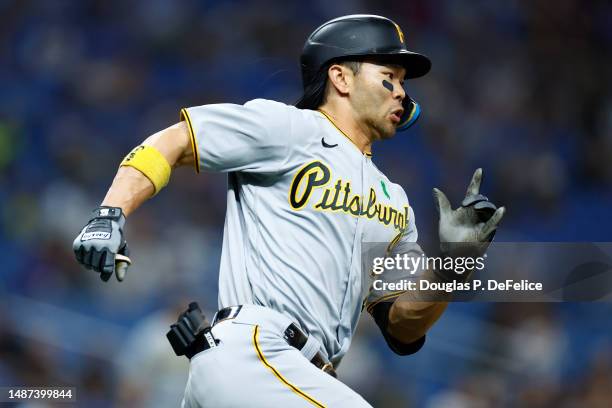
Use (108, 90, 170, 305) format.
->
(288, 161, 408, 231)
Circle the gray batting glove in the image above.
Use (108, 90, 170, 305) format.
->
(433, 168, 506, 259)
(73, 206, 131, 282)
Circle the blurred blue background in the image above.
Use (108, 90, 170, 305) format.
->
(1, 0, 611, 406)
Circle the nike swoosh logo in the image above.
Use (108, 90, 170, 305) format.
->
(321, 137, 338, 148)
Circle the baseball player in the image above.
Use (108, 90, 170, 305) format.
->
(73, 15, 504, 407)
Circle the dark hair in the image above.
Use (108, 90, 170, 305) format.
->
(295, 60, 361, 110)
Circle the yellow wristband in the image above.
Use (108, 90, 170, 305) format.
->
(120, 145, 171, 195)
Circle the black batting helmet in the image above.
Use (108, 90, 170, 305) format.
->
(297, 14, 431, 131)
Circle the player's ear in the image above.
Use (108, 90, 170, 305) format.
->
(327, 64, 352, 96)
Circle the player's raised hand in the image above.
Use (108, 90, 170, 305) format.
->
(72, 206, 132, 282)
(461, 168, 499, 224)
(433, 169, 505, 257)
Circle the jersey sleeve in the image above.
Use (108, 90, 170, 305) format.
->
(365, 197, 421, 314)
(365, 200, 427, 355)
(180, 99, 296, 174)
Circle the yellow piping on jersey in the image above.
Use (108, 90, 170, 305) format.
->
(386, 226, 409, 256)
(180, 108, 200, 173)
(252, 325, 326, 408)
(317, 109, 372, 157)
(365, 291, 406, 314)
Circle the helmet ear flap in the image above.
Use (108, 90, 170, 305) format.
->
(397, 97, 421, 131)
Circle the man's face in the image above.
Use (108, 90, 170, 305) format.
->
(349, 62, 407, 140)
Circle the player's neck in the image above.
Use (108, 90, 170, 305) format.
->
(319, 101, 373, 155)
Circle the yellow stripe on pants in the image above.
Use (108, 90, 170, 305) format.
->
(252, 325, 326, 408)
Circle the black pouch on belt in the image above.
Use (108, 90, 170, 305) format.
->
(284, 323, 337, 378)
(166, 302, 218, 359)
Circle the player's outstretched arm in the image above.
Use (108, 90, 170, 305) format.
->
(101, 122, 194, 215)
(72, 121, 194, 282)
(386, 169, 505, 345)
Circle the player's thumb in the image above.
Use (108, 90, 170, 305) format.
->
(433, 188, 452, 216)
(115, 243, 131, 281)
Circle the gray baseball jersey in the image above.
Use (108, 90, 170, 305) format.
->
(180, 99, 418, 365)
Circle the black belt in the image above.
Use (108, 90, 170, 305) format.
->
(212, 306, 337, 377)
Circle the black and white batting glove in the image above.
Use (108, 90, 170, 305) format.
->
(434, 168, 506, 261)
(72, 206, 131, 282)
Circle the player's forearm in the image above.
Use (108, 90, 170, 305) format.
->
(388, 297, 448, 344)
(387, 268, 451, 343)
(101, 167, 155, 216)
(101, 122, 194, 216)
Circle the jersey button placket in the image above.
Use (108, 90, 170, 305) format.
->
(338, 154, 368, 342)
